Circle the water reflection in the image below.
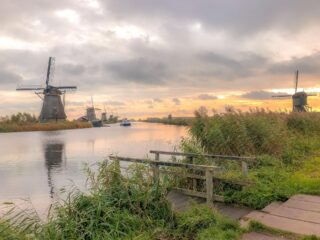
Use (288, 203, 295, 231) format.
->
(0, 123, 187, 213)
(44, 142, 64, 198)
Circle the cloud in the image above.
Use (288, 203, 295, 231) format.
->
(172, 98, 181, 105)
(198, 94, 218, 100)
(153, 98, 162, 102)
(60, 63, 86, 76)
(240, 90, 288, 100)
(105, 101, 126, 106)
(105, 58, 168, 84)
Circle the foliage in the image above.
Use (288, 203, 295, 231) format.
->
(0, 120, 91, 133)
(0, 112, 38, 124)
(183, 107, 320, 209)
(0, 161, 241, 240)
(144, 117, 192, 126)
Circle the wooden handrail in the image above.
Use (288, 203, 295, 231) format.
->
(108, 155, 219, 171)
(149, 150, 256, 162)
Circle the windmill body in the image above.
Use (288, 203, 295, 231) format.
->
(16, 57, 77, 122)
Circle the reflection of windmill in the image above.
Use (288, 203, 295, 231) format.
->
(273, 70, 318, 112)
(16, 57, 77, 121)
(44, 142, 64, 199)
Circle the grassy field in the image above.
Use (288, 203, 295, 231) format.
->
(0, 121, 92, 133)
(182, 108, 320, 209)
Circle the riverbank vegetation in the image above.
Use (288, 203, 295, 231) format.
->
(0, 112, 91, 133)
(0, 161, 242, 240)
(182, 108, 320, 209)
(144, 117, 193, 126)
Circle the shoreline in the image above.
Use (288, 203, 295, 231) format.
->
(0, 121, 92, 133)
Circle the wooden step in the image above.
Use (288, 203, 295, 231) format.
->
(270, 206, 320, 224)
(284, 199, 320, 213)
(262, 202, 282, 213)
(244, 211, 320, 236)
(291, 194, 320, 204)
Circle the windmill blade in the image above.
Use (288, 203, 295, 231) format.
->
(16, 85, 45, 91)
(307, 92, 319, 97)
(46, 57, 55, 87)
(57, 86, 77, 91)
(272, 94, 292, 98)
(294, 70, 299, 93)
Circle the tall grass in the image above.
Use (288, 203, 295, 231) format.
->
(0, 121, 92, 133)
(0, 161, 241, 240)
(183, 108, 320, 209)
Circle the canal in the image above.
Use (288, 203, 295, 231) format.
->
(0, 122, 187, 214)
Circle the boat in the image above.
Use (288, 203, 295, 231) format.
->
(120, 119, 131, 126)
(91, 119, 103, 127)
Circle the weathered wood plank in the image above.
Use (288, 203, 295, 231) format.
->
(159, 169, 206, 180)
(270, 206, 320, 224)
(291, 194, 320, 204)
(243, 211, 320, 236)
(109, 155, 219, 171)
(150, 150, 256, 162)
(173, 187, 224, 202)
(283, 199, 320, 213)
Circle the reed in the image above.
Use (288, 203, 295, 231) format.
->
(0, 121, 92, 133)
(183, 108, 320, 209)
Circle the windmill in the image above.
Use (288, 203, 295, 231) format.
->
(16, 57, 77, 121)
(101, 104, 107, 122)
(86, 96, 101, 121)
(273, 70, 317, 112)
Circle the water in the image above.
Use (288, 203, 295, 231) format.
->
(0, 122, 187, 214)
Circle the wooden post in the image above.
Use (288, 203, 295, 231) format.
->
(187, 156, 197, 191)
(241, 161, 248, 177)
(205, 169, 213, 204)
(153, 153, 160, 183)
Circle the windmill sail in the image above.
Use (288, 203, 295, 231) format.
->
(294, 70, 299, 93)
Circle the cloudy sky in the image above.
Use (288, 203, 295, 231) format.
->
(1, 0, 320, 119)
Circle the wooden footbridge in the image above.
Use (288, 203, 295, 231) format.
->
(109, 150, 320, 238)
(109, 150, 255, 204)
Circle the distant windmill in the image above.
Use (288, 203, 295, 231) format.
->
(16, 57, 77, 121)
(273, 70, 317, 112)
(86, 96, 101, 121)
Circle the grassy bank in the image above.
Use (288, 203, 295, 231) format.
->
(0, 161, 242, 240)
(0, 121, 92, 133)
(144, 117, 193, 126)
(182, 108, 320, 209)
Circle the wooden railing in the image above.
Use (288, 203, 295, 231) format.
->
(108, 151, 255, 204)
(109, 155, 220, 203)
(149, 150, 256, 177)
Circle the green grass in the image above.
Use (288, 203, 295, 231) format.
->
(183, 108, 320, 209)
(0, 161, 242, 240)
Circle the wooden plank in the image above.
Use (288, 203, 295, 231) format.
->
(206, 169, 214, 204)
(262, 202, 282, 213)
(270, 206, 320, 224)
(173, 187, 224, 202)
(291, 194, 320, 204)
(149, 150, 256, 162)
(244, 211, 320, 236)
(283, 199, 320, 213)
(109, 155, 219, 171)
(159, 169, 205, 180)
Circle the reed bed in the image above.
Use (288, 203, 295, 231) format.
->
(182, 108, 320, 209)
